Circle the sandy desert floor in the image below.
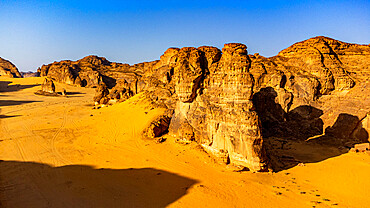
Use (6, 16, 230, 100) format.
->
(0, 77, 369, 208)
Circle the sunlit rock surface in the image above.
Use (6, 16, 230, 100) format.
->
(36, 36, 370, 171)
(0, 57, 22, 78)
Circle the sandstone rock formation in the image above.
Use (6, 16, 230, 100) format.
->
(37, 55, 135, 88)
(0, 57, 22, 78)
(42, 78, 56, 93)
(93, 83, 110, 105)
(20, 71, 39, 78)
(35, 36, 370, 171)
(108, 79, 135, 103)
(35, 78, 59, 96)
(142, 109, 174, 139)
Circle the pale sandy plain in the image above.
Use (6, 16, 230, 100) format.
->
(0, 77, 369, 208)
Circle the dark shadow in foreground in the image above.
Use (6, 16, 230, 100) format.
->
(253, 87, 369, 172)
(0, 115, 19, 119)
(0, 160, 198, 208)
(0, 81, 40, 93)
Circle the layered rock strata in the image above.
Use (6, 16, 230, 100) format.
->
(37, 36, 370, 171)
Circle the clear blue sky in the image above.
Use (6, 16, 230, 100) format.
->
(0, 0, 369, 72)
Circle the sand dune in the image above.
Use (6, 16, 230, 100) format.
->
(0, 77, 369, 208)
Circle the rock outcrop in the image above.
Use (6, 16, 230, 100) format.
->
(93, 83, 110, 105)
(35, 78, 59, 96)
(20, 71, 39, 78)
(35, 36, 370, 171)
(0, 57, 22, 78)
(41, 78, 55, 93)
(142, 109, 174, 139)
(37, 55, 139, 88)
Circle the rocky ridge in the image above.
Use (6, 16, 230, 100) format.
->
(36, 36, 370, 171)
(20, 71, 39, 78)
(0, 57, 22, 78)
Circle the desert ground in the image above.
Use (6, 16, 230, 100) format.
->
(0, 77, 369, 208)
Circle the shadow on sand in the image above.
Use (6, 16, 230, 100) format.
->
(0, 100, 40, 107)
(66, 91, 85, 95)
(253, 87, 369, 171)
(0, 160, 198, 208)
(0, 81, 40, 93)
(0, 81, 42, 119)
(0, 114, 19, 119)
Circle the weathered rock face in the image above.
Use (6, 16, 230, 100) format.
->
(278, 37, 355, 93)
(142, 109, 174, 139)
(168, 44, 269, 171)
(93, 83, 109, 105)
(41, 78, 56, 93)
(108, 79, 134, 102)
(203, 43, 268, 171)
(35, 36, 370, 171)
(358, 113, 370, 143)
(167, 37, 368, 171)
(246, 37, 370, 144)
(20, 71, 39, 78)
(35, 78, 59, 96)
(0, 57, 22, 78)
(37, 55, 136, 88)
(172, 47, 204, 103)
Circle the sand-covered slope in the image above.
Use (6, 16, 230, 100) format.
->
(1, 77, 369, 207)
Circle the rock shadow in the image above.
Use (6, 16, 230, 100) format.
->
(0, 114, 19, 119)
(65, 91, 85, 95)
(101, 75, 116, 89)
(253, 87, 368, 172)
(309, 113, 369, 148)
(253, 87, 324, 140)
(0, 81, 40, 93)
(0, 100, 40, 107)
(0, 81, 42, 119)
(0, 160, 198, 208)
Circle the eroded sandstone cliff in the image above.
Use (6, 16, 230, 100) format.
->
(36, 36, 370, 171)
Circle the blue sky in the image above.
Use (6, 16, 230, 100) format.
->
(0, 0, 369, 72)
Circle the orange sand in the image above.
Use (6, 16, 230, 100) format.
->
(0, 77, 369, 207)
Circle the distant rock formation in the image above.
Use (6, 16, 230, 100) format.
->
(37, 36, 370, 172)
(0, 57, 22, 78)
(37, 55, 139, 88)
(20, 71, 39, 78)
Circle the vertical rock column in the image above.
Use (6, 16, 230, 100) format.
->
(204, 43, 268, 171)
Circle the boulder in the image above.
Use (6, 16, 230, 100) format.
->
(108, 79, 135, 102)
(41, 78, 56, 93)
(142, 109, 174, 139)
(34, 78, 59, 96)
(93, 83, 109, 105)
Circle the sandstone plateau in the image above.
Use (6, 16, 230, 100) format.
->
(34, 36, 370, 172)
